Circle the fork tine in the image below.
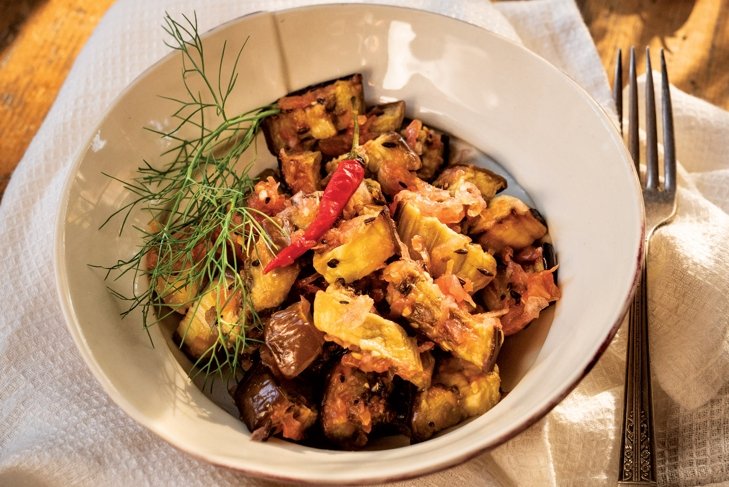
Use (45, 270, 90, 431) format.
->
(614, 48, 623, 135)
(628, 47, 640, 173)
(661, 49, 677, 193)
(645, 48, 659, 190)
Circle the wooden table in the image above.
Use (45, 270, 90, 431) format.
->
(1, 0, 728, 201)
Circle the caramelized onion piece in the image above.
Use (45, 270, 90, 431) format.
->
(434, 164, 507, 202)
(482, 247, 560, 335)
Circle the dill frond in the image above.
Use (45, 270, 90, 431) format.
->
(100, 12, 281, 384)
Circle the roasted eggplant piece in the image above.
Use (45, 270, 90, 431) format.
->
(410, 356, 501, 442)
(177, 273, 242, 359)
(400, 119, 449, 180)
(321, 357, 395, 449)
(327, 132, 422, 196)
(318, 100, 407, 157)
(246, 237, 300, 312)
(312, 208, 399, 284)
(410, 385, 461, 442)
(434, 164, 507, 202)
(313, 284, 430, 389)
(482, 247, 560, 335)
(263, 74, 365, 154)
(352, 131, 421, 174)
(264, 297, 324, 379)
(366, 101, 407, 134)
(278, 149, 322, 194)
(383, 259, 503, 371)
(436, 356, 500, 418)
(234, 365, 318, 441)
(146, 226, 209, 313)
(395, 201, 497, 292)
(467, 195, 548, 253)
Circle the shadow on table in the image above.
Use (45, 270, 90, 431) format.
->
(0, 467, 53, 487)
(576, 0, 697, 52)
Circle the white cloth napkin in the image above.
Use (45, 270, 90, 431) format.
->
(1, 0, 728, 485)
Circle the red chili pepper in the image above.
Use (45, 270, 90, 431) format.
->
(264, 159, 365, 273)
(261, 236, 316, 271)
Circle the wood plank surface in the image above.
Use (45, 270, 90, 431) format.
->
(0, 0, 728, 201)
(0, 0, 115, 199)
(577, 0, 729, 107)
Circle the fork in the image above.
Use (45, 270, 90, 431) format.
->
(614, 47, 677, 486)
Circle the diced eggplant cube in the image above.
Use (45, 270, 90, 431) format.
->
(264, 298, 324, 379)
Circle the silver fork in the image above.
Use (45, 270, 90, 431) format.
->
(614, 47, 677, 486)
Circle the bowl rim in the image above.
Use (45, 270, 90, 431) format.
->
(53, 3, 645, 484)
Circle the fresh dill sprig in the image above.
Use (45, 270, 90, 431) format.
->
(100, 12, 281, 383)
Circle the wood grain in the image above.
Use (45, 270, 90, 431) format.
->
(0, 0, 727, 201)
(576, 0, 729, 107)
(0, 0, 115, 199)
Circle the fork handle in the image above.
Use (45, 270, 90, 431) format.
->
(618, 263, 657, 485)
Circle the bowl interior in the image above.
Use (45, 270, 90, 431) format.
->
(55, 4, 642, 484)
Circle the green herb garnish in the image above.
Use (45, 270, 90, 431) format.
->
(100, 12, 280, 383)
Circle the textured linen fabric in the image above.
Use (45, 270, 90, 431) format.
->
(1, 0, 728, 485)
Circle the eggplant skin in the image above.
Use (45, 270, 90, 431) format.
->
(320, 358, 394, 449)
(234, 365, 318, 442)
(264, 297, 324, 379)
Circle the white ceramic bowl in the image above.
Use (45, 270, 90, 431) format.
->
(55, 4, 643, 484)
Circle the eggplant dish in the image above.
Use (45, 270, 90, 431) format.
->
(150, 73, 561, 449)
